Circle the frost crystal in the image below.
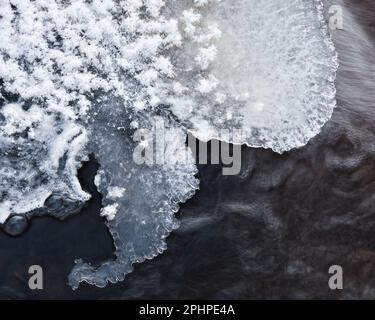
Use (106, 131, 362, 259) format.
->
(0, 0, 337, 288)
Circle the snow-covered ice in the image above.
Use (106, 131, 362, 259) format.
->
(0, 0, 337, 288)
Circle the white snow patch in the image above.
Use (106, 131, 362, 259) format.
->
(101, 203, 119, 221)
(107, 187, 127, 199)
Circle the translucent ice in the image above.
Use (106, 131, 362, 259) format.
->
(69, 111, 199, 288)
(164, 0, 338, 153)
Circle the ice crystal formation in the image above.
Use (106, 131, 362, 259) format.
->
(0, 0, 338, 288)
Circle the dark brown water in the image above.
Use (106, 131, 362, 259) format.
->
(1, 0, 375, 299)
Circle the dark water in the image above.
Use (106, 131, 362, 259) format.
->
(1, 0, 375, 299)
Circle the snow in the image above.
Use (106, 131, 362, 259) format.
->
(107, 187, 127, 199)
(101, 203, 119, 221)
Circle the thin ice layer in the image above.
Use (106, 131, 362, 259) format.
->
(166, 0, 338, 153)
(68, 107, 199, 289)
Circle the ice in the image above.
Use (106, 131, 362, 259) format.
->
(69, 108, 198, 289)
(164, 0, 338, 153)
(0, 102, 89, 223)
(0, 0, 337, 288)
